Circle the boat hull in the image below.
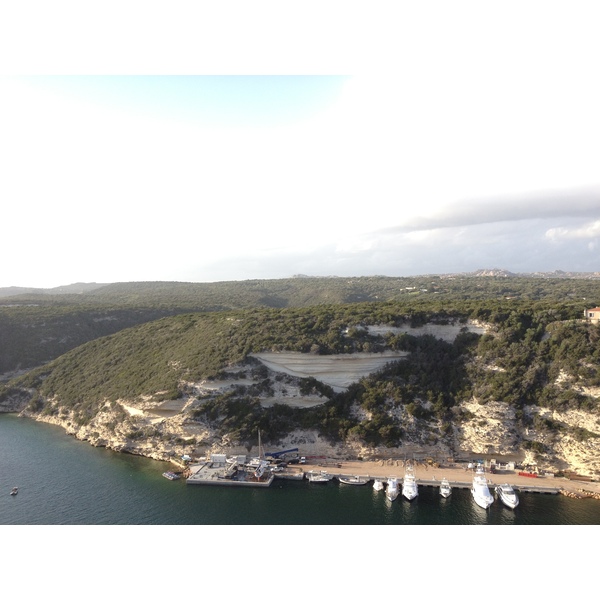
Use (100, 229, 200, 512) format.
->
(496, 485, 519, 509)
(471, 488, 494, 509)
(338, 476, 367, 486)
(385, 478, 399, 501)
(402, 487, 418, 501)
(306, 470, 332, 483)
(402, 471, 418, 500)
(439, 481, 452, 498)
(471, 468, 494, 509)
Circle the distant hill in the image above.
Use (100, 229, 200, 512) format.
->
(3, 269, 600, 300)
(1, 273, 600, 378)
(464, 269, 600, 279)
(0, 282, 108, 298)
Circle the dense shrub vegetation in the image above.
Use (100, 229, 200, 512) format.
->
(2, 275, 600, 448)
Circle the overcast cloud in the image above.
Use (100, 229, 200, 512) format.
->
(1, 3, 600, 288)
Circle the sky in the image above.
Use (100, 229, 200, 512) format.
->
(2, 3, 600, 288)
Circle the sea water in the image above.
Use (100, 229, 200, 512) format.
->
(1, 413, 600, 526)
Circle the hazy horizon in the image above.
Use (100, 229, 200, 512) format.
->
(4, 265, 600, 292)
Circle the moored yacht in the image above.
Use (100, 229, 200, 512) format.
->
(401, 463, 418, 501)
(439, 478, 452, 498)
(385, 477, 399, 501)
(373, 479, 384, 492)
(471, 465, 494, 509)
(495, 483, 519, 509)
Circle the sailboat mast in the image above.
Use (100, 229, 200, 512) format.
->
(258, 429, 262, 459)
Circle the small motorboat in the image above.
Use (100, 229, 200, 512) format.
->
(373, 479, 384, 492)
(386, 477, 399, 501)
(495, 483, 519, 509)
(338, 475, 368, 486)
(10, 487, 18, 496)
(306, 470, 331, 483)
(439, 478, 452, 498)
(162, 471, 181, 481)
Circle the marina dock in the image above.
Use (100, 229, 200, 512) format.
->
(345, 475, 560, 494)
(185, 462, 561, 493)
(186, 460, 274, 487)
(414, 478, 559, 494)
(180, 452, 595, 496)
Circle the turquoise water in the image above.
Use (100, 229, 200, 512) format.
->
(2, 414, 600, 525)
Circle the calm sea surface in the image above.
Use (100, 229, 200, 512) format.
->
(2, 413, 600, 526)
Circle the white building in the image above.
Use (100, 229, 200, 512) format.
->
(584, 308, 600, 324)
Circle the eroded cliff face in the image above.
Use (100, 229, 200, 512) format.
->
(450, 399, 600, 476)
(18, 399, 208, 463)
(5, 359, 598, 478)
(2, 320, 599, 477)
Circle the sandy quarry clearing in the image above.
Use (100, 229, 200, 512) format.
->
(365, 321, 488, 342)
(124, 322, 489, 414)
(250, 351, 408, 392)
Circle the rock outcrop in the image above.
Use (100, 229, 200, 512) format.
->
(2, 319, 599, 478)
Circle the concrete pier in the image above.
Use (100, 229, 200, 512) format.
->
(339, 474, 560, 494)
(186, 461, 274, 487)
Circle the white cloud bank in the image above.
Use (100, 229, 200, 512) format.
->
(1, 4, 600, 287)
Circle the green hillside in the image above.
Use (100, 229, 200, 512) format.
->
(3, 293, 600, 451)
(2, 274, 598, 378)
(1, 275, 600, 469)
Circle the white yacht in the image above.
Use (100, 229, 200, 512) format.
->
(439, 478, 452, 498)
(471, 465, 494, 509)
(373, 479, 384, 492)
(495, 483, 519, 509)
(401, 464, 418, 501)
(386, 477, 399, 501)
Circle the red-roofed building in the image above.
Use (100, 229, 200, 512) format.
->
(584, 308, 600, 324)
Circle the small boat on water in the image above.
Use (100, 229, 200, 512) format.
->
(495, 483, 519, 509)
(439, 478, 452, 498)
(402, 463, 418, 501)
(373, 479, 384, 492)
(471, 465, 494, 509)
(10, 487, 18, 496)
(386, 477, 399, 501)
(162, 471, 181, 481)
(306, 470, 331, 483)
(338, 475, 368, 486)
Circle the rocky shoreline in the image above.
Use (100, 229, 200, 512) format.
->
(3, 348, 600, 481)
(13, 405, 599, 498)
